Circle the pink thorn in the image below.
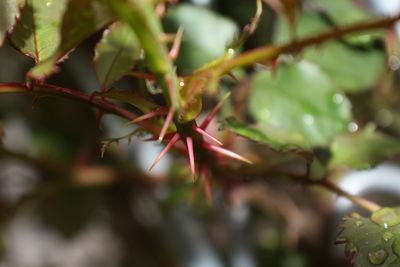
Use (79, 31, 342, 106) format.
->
(95, 111, 105, 130)
(186, 136, 196, 181)
(201, 165, 212, 205)
(149, 133, 180, 171)
(194, 126, 223, 145)
(227, 72, 239, 82)
(130, 108, 167, 124)
(128, 71, 156, 80)
(158, 107, 174, 142)
(100, 146, 106, 158)
(169, 27, 184, 61)
(31, 95, 41, 108)
(202, 142, 253, 164)
(200, 91, 231, 130)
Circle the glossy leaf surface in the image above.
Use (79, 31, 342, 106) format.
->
(11, 0, 68, 62)
(337, 209, 400, 267)
(94, 21, 141, 89)
(29, 0, 112, 79)
(249, 60, 351, 147)
(329, 124, 400, 169)
(275, 12, 385, 92)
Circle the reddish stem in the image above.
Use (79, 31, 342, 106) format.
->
(0, 82, 161, 135)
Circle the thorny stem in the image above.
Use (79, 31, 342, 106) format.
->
(0, 83, 161, 135)
(1, 13, 399, 212)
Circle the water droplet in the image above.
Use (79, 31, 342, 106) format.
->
(303, 114, 314, 125)
(382, 232, 393, 241)
(348, 122, 358, 133)
(368, 248, 388, 265)
(261, 109, 270, 120)
(376, 109, 393, 128)
(179, 81, 185, 87)
(389, 55, 400, 71)
(358, 34, 372, 43)
(392, 237, 400, 257)
(355, 220, 364, 227)
(227, 48, 235, 55)
(345, 242, 357, 257)
(332, 93, 344, 104)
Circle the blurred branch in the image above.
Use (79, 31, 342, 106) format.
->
(215, 14, 400, 74)
(317, 179, 381, 213)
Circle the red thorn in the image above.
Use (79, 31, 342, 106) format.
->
(100, 145, 106, 159)
(202, 142, 253, 164)
(95, 111, 105, 130)
(127, 71, 156, 80)
(201, 164, 212, 205)
(227, 72, 239, 82)
(158, 107, 174, 142)
(186, 136, 196, 181)
(31, 95, 41, 108)
(200, 91, 231, 130)
(155, 3, 166, 18)
(150, 133, 180, 171)
(269, 58, 279, 77)
(129, 108, 167, 124)
(169, 27, 184, 61)
(194, 126, 223, 145)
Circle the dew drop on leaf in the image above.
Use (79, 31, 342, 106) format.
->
(355, 220, 364, 227)
(332, 93, 344, 104)
(368, 248, 388, 265)
(348, 122, 358, 133)
(382, 232, 393, 242)
(303, 114, 314, 126)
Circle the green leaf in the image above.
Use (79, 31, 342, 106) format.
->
(164, 4, 239, 73)
(225, 117, 310, 151)
(28, 0, 112, 80)
(329, 124, 400, 170)
(304, 42, 384, 92)
(275, 12, 385, 92)
(94, 87, 160, 113)
(372, 208, 400, 228)
(0, 0, 25, 46)
(249, 60, 351, 147)
(336, 210, 400, 267)
(10, 0, 68, 62)
(94, 21, 141, 89)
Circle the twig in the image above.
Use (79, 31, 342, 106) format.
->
(215, 14, 400, 75)
(318, 179, 381, 213)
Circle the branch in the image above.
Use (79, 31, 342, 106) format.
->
(318, 179, 381, 213)
(215, 14, 400, 75)
(0, 83, 161, 135)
